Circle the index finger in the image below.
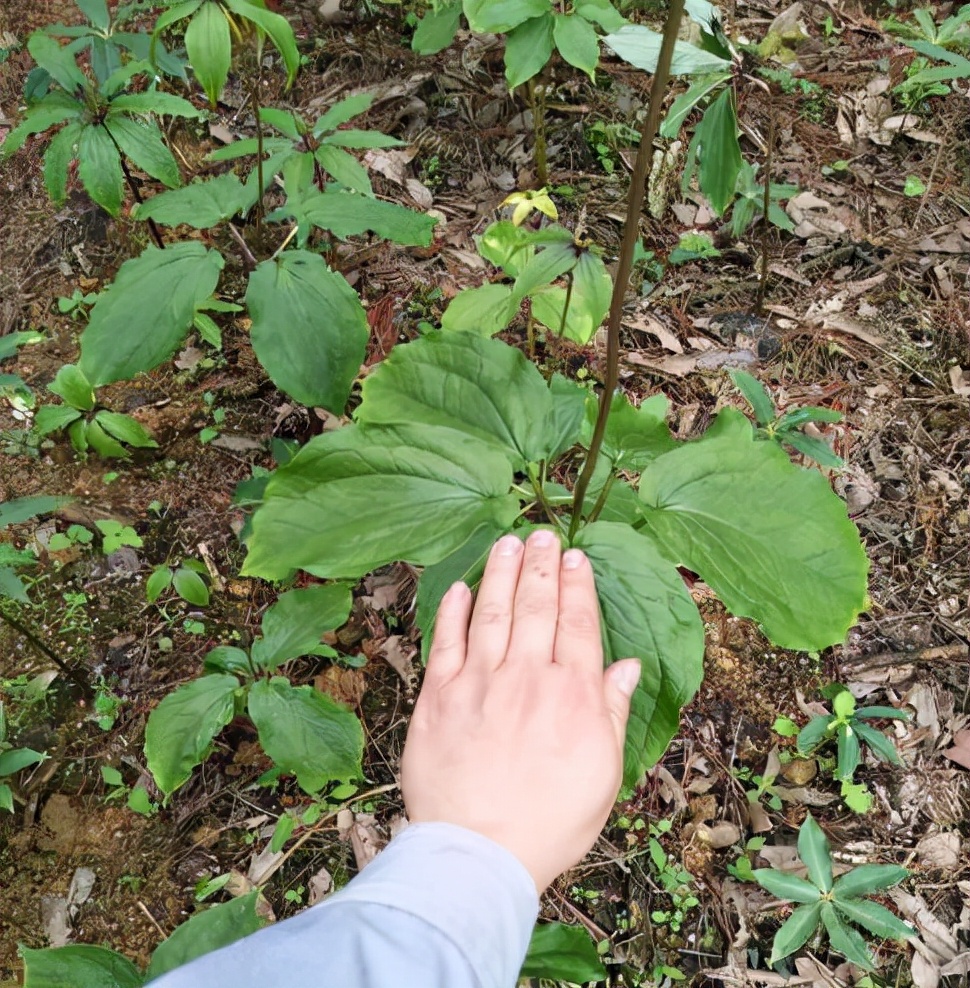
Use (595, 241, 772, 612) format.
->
(553, 548, 603, 672)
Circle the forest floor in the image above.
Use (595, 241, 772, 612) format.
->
(0, 0, 968, 985)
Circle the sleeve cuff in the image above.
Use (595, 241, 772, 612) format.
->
(325, 821, 539, 987)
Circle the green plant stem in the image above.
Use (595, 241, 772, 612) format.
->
(528, 463, 560, 528)
(251, 64, 265, 232)
(0, 608, 90, 698)
(755, 108, 775, 316)
(586, 471, 616, 524)
(527, 77, 548, 186)
(102, 124, 164, 249)
(558, 270, 574, 337)
(567, 0, 686, 542)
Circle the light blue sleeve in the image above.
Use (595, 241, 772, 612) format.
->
(150, 822, 540, 988)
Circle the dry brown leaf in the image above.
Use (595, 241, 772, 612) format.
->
(942, 729, 970, 770)
(696, 820, 742, 849)
(380, 634, 416, 682)
(949, 366, 970, 397)
(916, 831, 962, 870)
(626, 312, 683, 353)
(349, 813, 383, 871)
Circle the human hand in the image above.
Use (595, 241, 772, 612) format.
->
(401, 529, 641, 892)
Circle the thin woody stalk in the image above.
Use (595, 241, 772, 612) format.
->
(567, 0, 687, 541)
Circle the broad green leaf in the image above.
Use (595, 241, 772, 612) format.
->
(27, 32, 88, 95)
(1, 96, 82, 158)
(520, 922, 607, 982)
(21, 944, 142, 988)
(637, 428, 868, 650)
(173, 567, 209, 606)
(248, 677, 363, 792)
(76, 0, 111, 31)
(78, 124, 123, 215)
(512, 241, 577, 302)
(661, 73, 730, 138)
(728, 369, 775, 426)
(84, 418, 128, 458)
(854, 705, 910, 721)
(246, 250, 369, 412)
(95, 411, 157, 448)
(504, 14, 555, 88)
(531, 251, 612, 344)
(0, 747, 47, 776)
(223, 0, 300, 87)
(43, 121, 83, 204)
(144, 673, 239, 796)
(782, 430, 843, 469)
(203, 645, 251, 676)
(314, 144, 372, 195)
(575, 523, 705, 785)
(0, 495, 70, 529)
(152, 0, 204, 35)
(48, 363, 95, 410)
(108, 91, 203, 119)
(413, 3, 463, 54)
(251, 584, 352, 671)
(184, 1, 231, 106)
(833, 688, 855, 718)
(853, 722, 902, 765)
(603, 24, 732, 75)
(752, 869, 822, 904)
(312, 93, 374, 135)
(836, 724, 860, 780)
(145, 891, 264, 980)
(79, 242, 225, 386)
(833, 898, 913, 942)
(242, 424, 519, 581)
(575, 0, 627, 32)
(694, 87, 741, 215)
(103, 115, 180, 188)
(478, 219, 534, 275)
(463, 0, 551, 34)
(586, 392, 677, 470)
(34, 405, 82, 436)
(831, 864, 909, 899)
(820, 902, 875, 970)
(277, 186, 437, 247)
(145, 565, 173, 602)
(767, 902, 823, 965)
(133, 173, 257, 227)
(440, 283, 517, 337)
(796, 715, 833, 754)
(259, 107, 302, 140)
(415, 523, 502, 663)
(357, 332, 556, 469)
(0, 331, 43, 363)
(798, 814, 833, 892)
(776, 406, 843, 429)
(548, 372, 587, 458)
(553, 12, 600, 77)
(0, 781, 14, 811)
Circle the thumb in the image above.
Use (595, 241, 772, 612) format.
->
(603, 659, 641, 746)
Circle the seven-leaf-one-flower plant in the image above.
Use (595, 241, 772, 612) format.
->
(753, 815, 913, 971)
(0, 33, 201, 215)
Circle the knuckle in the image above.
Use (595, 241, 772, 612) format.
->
(474, 602, 510, 626)
(559, 606, 600, 635)
(516, 593, 554, 617)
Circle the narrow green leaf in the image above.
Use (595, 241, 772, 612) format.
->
(48, 364, 95, 410)
(575, 523, 705, 785)
(152, 0, 204, 36)
(251, 584, 352, 672)
(173, 566, 209, 606)
(1, 97, 82, 158)
(412, 3, 462, 54)
(144, 673, 239, 796)
(796, 715, 834, 754)
(767, 902, 823, 966)
(78, 124, 123, 215)
(95, 411, 158, 448)
(27, 32, 88, 95)
(604, 24, 732, 75)
(798, 815, 833, 893)
(553, 12, 600, 77)
(0, 495, 71, 529)
(185, 1, 231, 106)
(752, 869, 822, 904)
(781, 429, 843, 468)
(776, 406, 843, 429)
(259, 107, 302, 140)
(85, 418, 128, 459)
(76, 0, 111, 31)
(852, 722, 902, 766)
(0, 747, 47, 776)
(440, 283, 517, 337)
(832, 864, 909, 899)
(575, 0, 627, 32)
(42, 120, 83, 204)
(833, 898, 914, 942)
(103, 115, 181, 187)
(638, 427, 868, 650)
(520, 922, 607, 982)
(109, 91, 203, 119)
(504, 14, 555, 88)
(854, 705, 910, 721)
(820, 902, 876, 970)
(694, 87, 742, 215)
(321, 129, 404, 150)
(133, 173, 257, 227)
(312, 93, 374, 136)
(223, 0, 300, 86)
(242, 424, 519, 581)
(660, 72, 730, 138)
(246, 250, 369, 412)
(357, 331, 556, 468)
(728, 369, 776, 426)
(21, 945, 142, 988)
(145, 565, 173, 602)
(836, 724, 861, 780)
(79, 242, 225, 386)
(34, 405, 82, 436)
(314, 144, 372, 194)
(248, 677, 364, 792)
(512, 242, 577, 302)
(146, 892, 264, 980)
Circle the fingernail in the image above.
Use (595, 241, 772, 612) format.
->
(444, 581, 470, 601)
(562, 548, 585, 570)
(528, 528, 556, 548)
(495, 534, 522, 556)
(615, 660, 641, 697)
